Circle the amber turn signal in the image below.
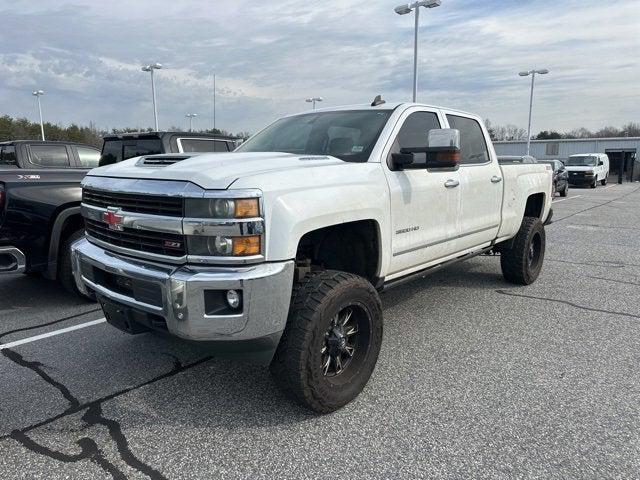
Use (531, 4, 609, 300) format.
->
(234, 199, 260, 218)
(232, 235, 261, 256)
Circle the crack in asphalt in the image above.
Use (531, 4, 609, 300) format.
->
(0, 310, 212, 479)
(584, 275, 640, 287)
(547, 258, 640, 269)
(495, 289, 640, 319)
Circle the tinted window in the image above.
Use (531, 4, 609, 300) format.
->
(0, 145, 17, 166)
(100, 140, 123, 166)
(236, 111, 392, 162)
(179, 138, 229, 153)
(446, 115, 489, 164)
(123, 140, 163, 160)
(389, 111, 441, 166)
(29, 145, 70, 167)
(77, 146, 100, 168)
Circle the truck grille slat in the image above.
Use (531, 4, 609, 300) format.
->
(83, 189, 184, 217)
(85, 219, 186, 257)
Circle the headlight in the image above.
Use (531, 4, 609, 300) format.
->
(185, 198, 259, 218)
(187, 235, 261, 256)
(584, 171, 595, 176)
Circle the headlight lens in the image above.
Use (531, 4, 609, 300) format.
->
(585, 171, 595, 176)
(187, 235, 261, 256)
(185, 198, 259, 218)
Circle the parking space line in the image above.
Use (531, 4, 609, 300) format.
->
(0, 318, 106, 350)
(602, 184, 618, 190)
(553, 195, 582, 203)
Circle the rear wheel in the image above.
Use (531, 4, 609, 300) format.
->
(271, 270, 383, 413)
(500, 217, 545, 285)
(59, 229, 95, 301)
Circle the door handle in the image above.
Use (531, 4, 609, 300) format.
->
(444, 179, 459, 188)
(491, 176, 502, 183)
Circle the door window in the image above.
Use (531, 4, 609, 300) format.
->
(445, 115, 489, 165)
(76, 146, 100, 167)
(0, 145, 17, 166)
(389, 111, 441, 166)
(29, 145, 70, 167)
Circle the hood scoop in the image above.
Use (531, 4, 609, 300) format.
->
(137, 155, 194, 167)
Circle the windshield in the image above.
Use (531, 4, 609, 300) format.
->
(566, 155, 597, 166)
(236, 110, 392, 162)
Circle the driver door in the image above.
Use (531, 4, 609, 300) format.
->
(383, 108, 461, 277)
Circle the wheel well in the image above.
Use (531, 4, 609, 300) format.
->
(524, 193, 544, 219)
(58, 214, 84, 250)
(295, 220, 380, 284)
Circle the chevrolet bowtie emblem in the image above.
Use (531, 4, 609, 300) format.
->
(102, 207, 124, 231)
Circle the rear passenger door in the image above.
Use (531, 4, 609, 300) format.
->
(444, 113, 502, 251)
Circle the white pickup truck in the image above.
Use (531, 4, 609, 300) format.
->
(72, 100, 552, 412)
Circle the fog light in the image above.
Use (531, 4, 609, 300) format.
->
(226, 289, 241, 309)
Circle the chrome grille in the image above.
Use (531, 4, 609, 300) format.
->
(82, 188, 183, 217)
(85, 219, 186, 257)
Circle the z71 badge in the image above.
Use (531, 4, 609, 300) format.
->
(17, 174, 41, 180)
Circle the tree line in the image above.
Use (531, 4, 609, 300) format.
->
(0, 115, 250, 148)
(485, 119, 640, 142)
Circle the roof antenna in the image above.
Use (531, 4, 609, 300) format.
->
(371, 95, 386, 107)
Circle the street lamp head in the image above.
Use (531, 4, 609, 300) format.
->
(394, 4, 412, 14)
(151, 63, 163, 70)
(142, 63, 162, 72)
(518, 71, 531, 77)
(535, 68, 549, 74)
(417, 0, 442, 8)
(306, 97, 323, 103)
(32, 90, 45, 96)
(141, 65, 151, 72)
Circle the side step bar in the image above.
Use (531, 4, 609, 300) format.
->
(0, 247, 26, 274)
(380, 247, 492, 291)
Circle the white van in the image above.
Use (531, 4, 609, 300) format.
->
(565, 153, 610, 188)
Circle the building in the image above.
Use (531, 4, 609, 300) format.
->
(493, 137, 639, 182)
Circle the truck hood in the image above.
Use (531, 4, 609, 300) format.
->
(87, 152, 345, 189)
(565, 165, 596, 172)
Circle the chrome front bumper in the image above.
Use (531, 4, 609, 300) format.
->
(71, 238, 294, 343)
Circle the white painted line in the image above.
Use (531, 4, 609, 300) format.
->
(0, 318, 106, 350)
(553, 195, 582, 204)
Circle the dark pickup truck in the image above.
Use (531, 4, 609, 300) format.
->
(0, 140, 101, 297)
(1, 133, 237, 297)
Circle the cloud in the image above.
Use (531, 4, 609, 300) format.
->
(0, 0, 638, 134)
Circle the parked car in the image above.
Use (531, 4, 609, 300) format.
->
(99, 132, 237, 166)
(71, 100, 552, 412)
(0, 140, 100, 296)
(565, 153, 609, 188)
(540, 159, 569, 197)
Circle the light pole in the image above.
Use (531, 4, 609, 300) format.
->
(394, 0, 441, 102)
(305, 97, 323, 110)
(141, 63, 162, 130)
(32, 90, 46, 140)
(185, 113, 197, 132)
(519, 68, 549, 156)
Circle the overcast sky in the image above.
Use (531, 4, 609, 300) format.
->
(1, 0, 638, 134)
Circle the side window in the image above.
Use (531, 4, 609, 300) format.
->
(389, 111, 441, 166)
(122, 140, 163, 160)
(214, 140, 229, 152)
(0, 145, 17, 166)
(29, 145, 70, 167)
(76, 146, 100, 168)
(446, 115, 489, 165)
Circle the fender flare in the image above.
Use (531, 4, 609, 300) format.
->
(44, 207, 81, 280)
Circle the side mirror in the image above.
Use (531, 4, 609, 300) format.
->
(424, 129, 461, 169)
(598, 160, 604, 166)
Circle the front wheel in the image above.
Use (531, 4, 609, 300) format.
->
(270, 270, 383, 413)
(500, 217, 546, 285)
(560, 184, 568, 197)
(601, 176, 607, 186)
(590, 179, 597, 188)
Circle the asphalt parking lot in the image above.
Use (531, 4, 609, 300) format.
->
(1, 183, 639, 479)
